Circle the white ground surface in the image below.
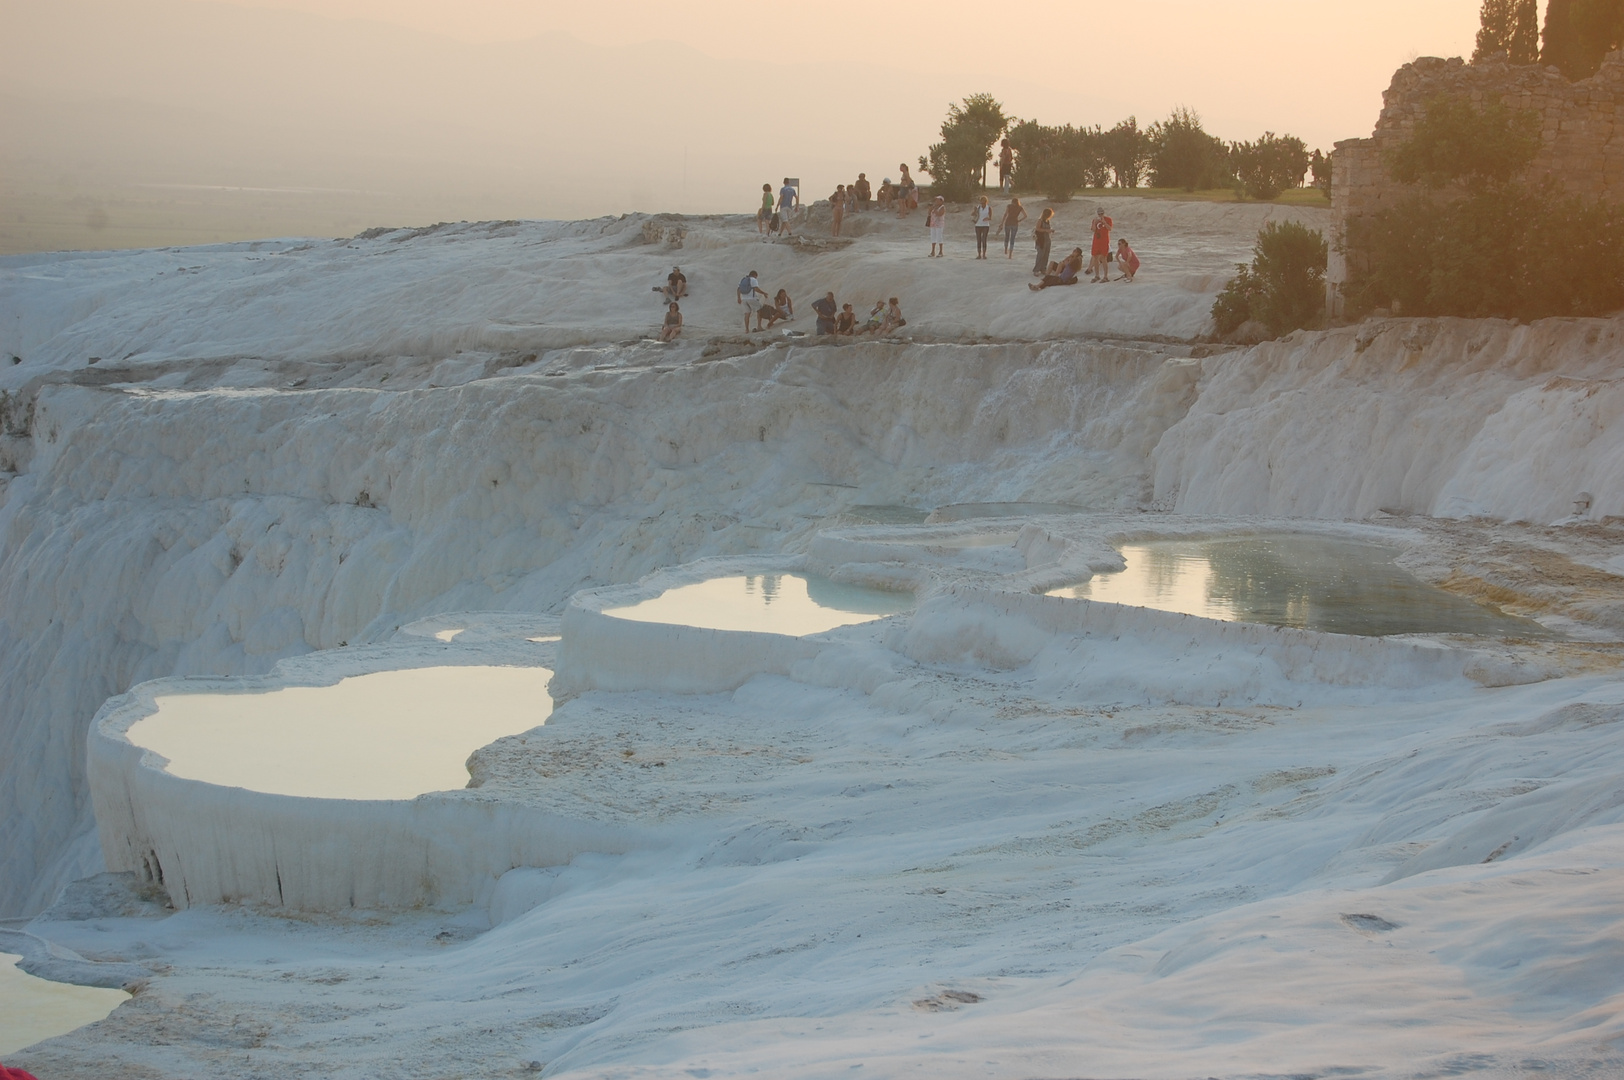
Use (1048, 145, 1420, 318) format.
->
(2, 200, 1624, 1078)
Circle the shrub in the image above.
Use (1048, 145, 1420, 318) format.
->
(1148, 108, 1232, 191)
(1386, 95, 1540, 189)
(1212, 221, 1329, 337)
(1232, 132, 1310, 200)
(1347, 183, 1624, 320)
(1347, 85, 1624, 323)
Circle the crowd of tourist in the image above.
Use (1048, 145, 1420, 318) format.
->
(730, 271, 906, 338)
(652, 172, 1148, 341)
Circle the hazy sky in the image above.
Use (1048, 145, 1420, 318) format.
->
(3, 0, 1488, 230)
(201, 0, 1484, 148)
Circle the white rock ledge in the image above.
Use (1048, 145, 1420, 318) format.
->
(88, 662, 652, 913)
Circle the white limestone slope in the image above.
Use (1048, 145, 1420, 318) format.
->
(0, 205, 1620, 927)
(1154, 316, 1624, 521)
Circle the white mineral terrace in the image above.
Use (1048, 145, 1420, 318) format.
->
(2, 201, 1623, 1078)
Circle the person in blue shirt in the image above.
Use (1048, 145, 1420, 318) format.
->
(776, 179, 798, 237)
(1030, 248, 1085, 290)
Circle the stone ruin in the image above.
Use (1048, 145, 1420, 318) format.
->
(1328, 50, 1624, 316)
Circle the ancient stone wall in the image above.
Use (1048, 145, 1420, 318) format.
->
(1328, 51, 1624, 316)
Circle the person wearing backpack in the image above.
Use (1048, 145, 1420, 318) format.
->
(738, 270, 768, 332)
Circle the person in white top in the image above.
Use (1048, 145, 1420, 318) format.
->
(972, 195, 993, 260)
(737, 269, 768, 332)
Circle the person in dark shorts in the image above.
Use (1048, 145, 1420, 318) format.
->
(655, 266, 687, 302)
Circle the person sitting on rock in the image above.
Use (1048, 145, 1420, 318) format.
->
(773, 288, 794, 321)
(856, 299, 886, 334)
(876, 179, 895, 212)
(655, 266, 688, 302)
(659, 302, 683, 341)
(1114, 238, 1140, 282)
(880, 296, 907, 333)
(836, 303, 858, 335)
(1030, 248, 1085, 291)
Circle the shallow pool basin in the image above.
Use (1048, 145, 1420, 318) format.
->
(1047, 535, 1549, 638)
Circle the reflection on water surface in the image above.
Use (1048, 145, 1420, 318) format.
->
(1048, 535, 1549, 638)
(0, 952, 127, 1056)
(129, 666, 553, 800)
(605, 573, 914, 636)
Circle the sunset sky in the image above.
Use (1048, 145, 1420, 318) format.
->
(3, 0, 1489, 236)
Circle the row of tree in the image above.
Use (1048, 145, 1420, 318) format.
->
(918, 95, 1329, 203)
(1475, 0, 1623, 79)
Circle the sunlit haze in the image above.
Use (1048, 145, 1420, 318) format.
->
(1, 0, 1482, 251)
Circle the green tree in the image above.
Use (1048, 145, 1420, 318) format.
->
(1475, 0, 1541, 62)
(1232, 132, 1310, 200)
(1006, 120, 1106, 201)
(1309, 149, 1333, 195)
(1101, 117, 1150, 188)
(1148, 108, 1232, 191)
(1542, 0, 1624, 79)
(1211, 221, 1328, 338)
(1387, 95, 1541, 189)
(918, 93, 1009, 200)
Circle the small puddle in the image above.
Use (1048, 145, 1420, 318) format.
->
(0, 953, 127, 1055)
(128, 666, 554, 800)
(1047, 535, 1550, 638)
(605, 573, 914, 636)
(928, 502, 1087, 523)
(848, 504, 931, 525)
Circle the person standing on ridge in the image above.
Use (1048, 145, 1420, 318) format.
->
(1089, 206, 1113, 282)
(927, 195, 948, 258)
(897, 164, 916, 217)
(757, 183, 774, 235)
(1032, 206, 1054, 276)
(972, 195, 993, 259)
(997, 139, 1015, 194)
(738, 269, 768, 332)
(855, 173, 872, 212)
(1000, 197, 1027, 259)
(777, 178, 799, 237)
(832, 184, 848, 237)
(811, 291, 839, 335)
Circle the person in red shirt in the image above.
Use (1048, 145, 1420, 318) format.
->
(1089, 207, 1113, 282)
(1115, 238, 1141, 282)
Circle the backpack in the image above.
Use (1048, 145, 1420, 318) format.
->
(739, 275, 754, 294)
